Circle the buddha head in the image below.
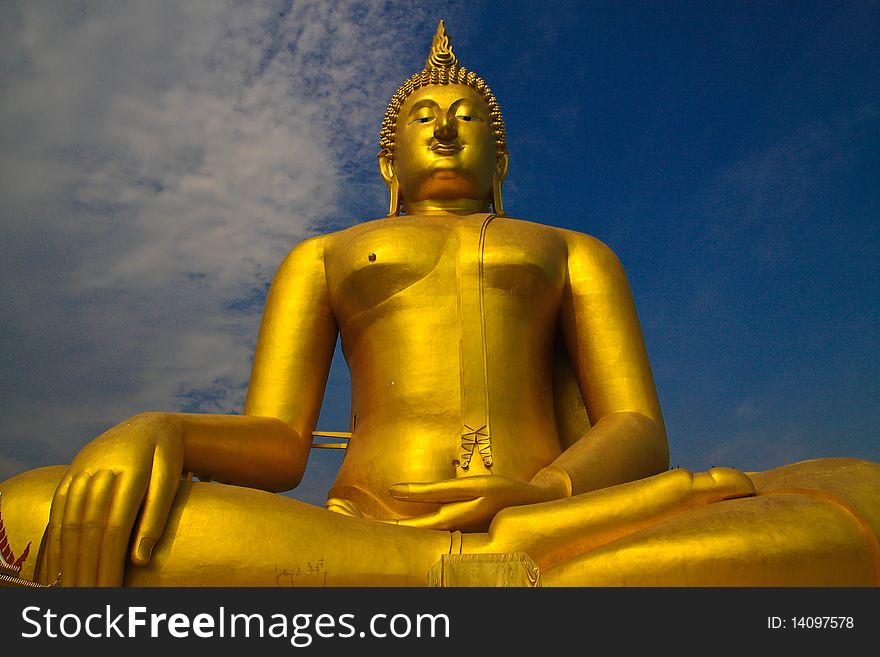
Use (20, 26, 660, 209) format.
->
(378, 20, 509, 216)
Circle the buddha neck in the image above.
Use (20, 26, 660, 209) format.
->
(402, 197, 490, 216)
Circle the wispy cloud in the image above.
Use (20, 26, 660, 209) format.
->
(650, 101, 879, 472)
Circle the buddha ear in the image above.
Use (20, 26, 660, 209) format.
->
(492, 153, 509, 216)
(378, 155, 401, 217)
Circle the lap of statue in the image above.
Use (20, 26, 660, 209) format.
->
(2, 456, 877, 587)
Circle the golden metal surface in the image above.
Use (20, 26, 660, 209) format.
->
(428, 553, 541, 587)
(0, 21, 878, 587)
(311, 430, 350, 449)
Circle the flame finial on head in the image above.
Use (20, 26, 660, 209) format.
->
(426, 20, 458, 70)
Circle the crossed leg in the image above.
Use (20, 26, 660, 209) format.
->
(2, 458, 877, 586)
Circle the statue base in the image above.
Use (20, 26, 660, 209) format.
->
(428, 553, 542, 587)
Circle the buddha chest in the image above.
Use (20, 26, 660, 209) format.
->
(324, 213, 567, 327)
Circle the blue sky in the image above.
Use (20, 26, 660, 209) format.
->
(1, 1, 877, 507)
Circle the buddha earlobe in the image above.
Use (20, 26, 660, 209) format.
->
(492, 154, 509, 216)
(491, 177, 504, 216)
(378, 155, 401, 217)
(387, 178, 401, 217)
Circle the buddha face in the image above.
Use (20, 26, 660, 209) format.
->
(389, 84, 503, 211)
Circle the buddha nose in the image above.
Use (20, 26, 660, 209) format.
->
(434, 112, 458, 141)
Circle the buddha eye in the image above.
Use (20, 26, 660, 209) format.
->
(408, 116, 434, 125)
(455, 113, 483, 122)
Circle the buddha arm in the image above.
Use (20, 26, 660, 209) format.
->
(166, 413, 309, 492)
(545, 231, 669, 495)
(244, 234, 338, 436)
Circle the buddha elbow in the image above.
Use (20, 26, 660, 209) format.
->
(268, 469, 306, 493)
(264, 444, 310, 492)
(627, 411, 670, 474)
(228, 466, 303, 493)
(649, 423, 671, 473)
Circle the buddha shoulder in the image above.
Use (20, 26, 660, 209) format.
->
(553, 227, 631, 282)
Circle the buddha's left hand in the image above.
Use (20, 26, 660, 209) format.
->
(387, 467, 570, 531)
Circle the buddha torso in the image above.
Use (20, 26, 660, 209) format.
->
(323, 212, 572, 518)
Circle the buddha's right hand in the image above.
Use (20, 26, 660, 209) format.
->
(42, 412, 184, 586)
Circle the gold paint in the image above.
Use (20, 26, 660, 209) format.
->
(425, 20, 457, 70)
(0, 21, 878, 587)
(428, 553, 541, 587)
(457, 214, 496, 470)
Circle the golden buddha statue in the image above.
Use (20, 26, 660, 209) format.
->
(1, 21, 878, 588)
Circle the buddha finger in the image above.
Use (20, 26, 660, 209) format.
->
(129, 453, 182, 567)
(395, 499, 486, 531)
(96, 473, 147, 586)
(389, 478, 491, 503)
(42, 474, 72, 585)
(692, 467, 755, 501)
(75, 469, 117, 586)
(325, 497, 362, 517)
(59, 472, 91, 586)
